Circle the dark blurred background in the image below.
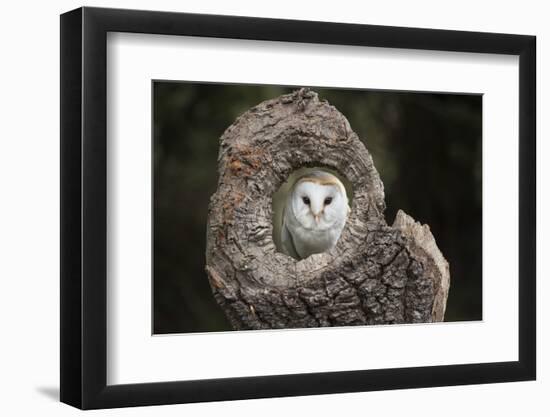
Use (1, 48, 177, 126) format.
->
(153, 82, 482, 334)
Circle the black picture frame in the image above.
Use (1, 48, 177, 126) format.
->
(60, 6, 536, 410)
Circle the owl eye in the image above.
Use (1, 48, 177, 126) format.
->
(302, 196, 310, 205)
(324, 197, 333, 205)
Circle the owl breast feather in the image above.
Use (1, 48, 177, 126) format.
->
(290, 221, 344, 259)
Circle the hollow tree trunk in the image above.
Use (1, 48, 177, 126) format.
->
(205, 88, 450, 330)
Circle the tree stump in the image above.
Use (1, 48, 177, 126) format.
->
(205, 88, 450, 330)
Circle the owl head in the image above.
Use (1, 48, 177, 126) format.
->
(289, 171, 350, 231)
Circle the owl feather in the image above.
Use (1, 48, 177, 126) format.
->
(281, 171, 349, 259)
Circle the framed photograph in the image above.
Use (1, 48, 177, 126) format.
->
(60, 6, 536, 409)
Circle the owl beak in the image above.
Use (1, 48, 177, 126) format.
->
(313, 214, 321, 224)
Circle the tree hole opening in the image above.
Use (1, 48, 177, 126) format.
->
(272, 167, 354, 259)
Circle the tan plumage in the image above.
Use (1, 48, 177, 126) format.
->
(281, 171, 350, 259)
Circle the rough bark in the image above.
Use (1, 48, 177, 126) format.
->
(205, 88, 450, 330)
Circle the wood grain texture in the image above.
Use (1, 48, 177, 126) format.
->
(205, 88, 450, 330)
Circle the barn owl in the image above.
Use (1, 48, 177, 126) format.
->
(281, 171, 350, 260)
